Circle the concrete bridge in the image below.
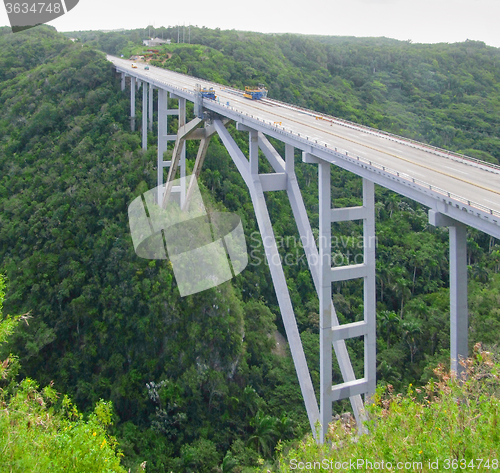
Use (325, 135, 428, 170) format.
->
(110, 55, 500, 441)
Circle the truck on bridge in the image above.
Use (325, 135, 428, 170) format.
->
(201, 87, 216, 100)
(243, 85, 268, 100)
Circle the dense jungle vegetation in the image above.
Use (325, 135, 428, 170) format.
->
(0, 24, 499, 471)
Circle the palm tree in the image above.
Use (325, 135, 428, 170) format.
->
(248, 411, 278, 457)
(402, 319, 422, 364)
(385, 193, 400, 218)
(219, 452, 238, 473)
(378, 360, 399, 384)
(241, 385, 261, 418)
(379, 310, 400, 348)
(276, 414, 295, 440)
(471, 263, 489, 283)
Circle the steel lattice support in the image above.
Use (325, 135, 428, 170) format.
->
(141, 83, 376, 438)
(302, 154, 376, 440)
(256, 135, 368, 433)
(122, 70, 375, 440)
(162, 117, 203, 207)
(303, 157, 376, 435)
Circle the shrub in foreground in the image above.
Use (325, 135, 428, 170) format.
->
(265, 344, 499, 472)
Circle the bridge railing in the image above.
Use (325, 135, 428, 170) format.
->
(194, 70, 500, 175)
(259, 96, 500, 175)
(215, 100, 500, 221)
(115, 58, 500, 173)
(113, 60, 500, 221)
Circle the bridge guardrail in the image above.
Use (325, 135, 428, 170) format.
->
(260, 96, 500, 175)
(113, 56, 500, 173)
(214, 100, 500, 221)
(112, 60, 500, 222)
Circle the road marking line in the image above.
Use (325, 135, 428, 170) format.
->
(443, 165, 468, 175)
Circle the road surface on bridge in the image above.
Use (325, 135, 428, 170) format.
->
(109, 56, 500, 216)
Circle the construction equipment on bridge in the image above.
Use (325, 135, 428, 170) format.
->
(243, 85, 268, 100)
(201, 87, 216, 100)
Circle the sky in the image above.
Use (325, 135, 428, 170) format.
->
(1, 0, 499, 48)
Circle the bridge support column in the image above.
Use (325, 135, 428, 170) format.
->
(363, 179, 377, 399)
(130, 76, 136, 131)
(157, 89, 168, 203)
(257, 137, 367, 434)
(121, 73, 125, 91)
(232, 123, 373, 438)
(183, 124, 217, 208)
(162, 116, 203, 207)
(142, 82, 148, 150)
(318, 161, 333, 440)
(302, 155, 375, 439)
(429, 211, 468, 377)
(224, 121, 320, 437)
(178, 98, 187, 206)
(149, 83, 154, 132)
(249, 130, 259, 174)
(157, 92, 184, 205)
(228, 123, 372, 439)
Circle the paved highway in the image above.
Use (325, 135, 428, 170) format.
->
(109, 56, 500, 216)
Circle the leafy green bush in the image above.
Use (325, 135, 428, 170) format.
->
(0, 385, 128, 472)
(0, 274, 128, 472)
(265, 344, 500, 472)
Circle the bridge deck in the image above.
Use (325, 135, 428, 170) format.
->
(109, 56, 500, 219)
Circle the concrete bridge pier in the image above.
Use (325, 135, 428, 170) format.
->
(142, 83, 148, 150)
(130, 76, 136, 132)
(429, 211, 468, 377)
(149, 83, 154, 132)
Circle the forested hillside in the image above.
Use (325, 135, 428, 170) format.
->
(0, 25, 499, 471)
(70, 26, 500, 164)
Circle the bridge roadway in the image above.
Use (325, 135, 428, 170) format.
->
(109, 56, 500, 236)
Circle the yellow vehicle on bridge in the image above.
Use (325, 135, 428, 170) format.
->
(243, 85, 268, 100)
